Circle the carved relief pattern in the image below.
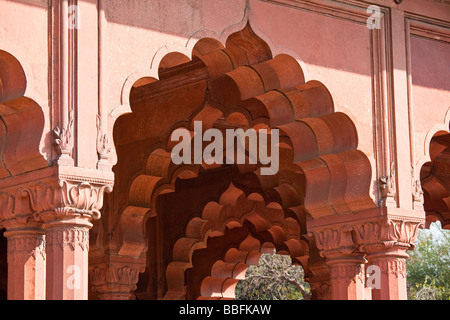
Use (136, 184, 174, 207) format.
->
(53, 109, 75, 158)
(352, 218, 423, 250)
(330, 264, 366, 284)
(46, 227, 89, 251)
(379, 162, 396, 203)
(311, 225, 358, 258)
(96, 114, 111, 161)
(0, 192, 15, 222)
(7, 233, 46, 263)
(90, 262, 146, 298)
(370, 257, 407, 278)
(1, 178, 113, 224)
(412, 179, 424, 204)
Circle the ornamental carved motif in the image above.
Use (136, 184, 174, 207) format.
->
(90, 261, 146, 297)
(330, 263, 366, 284)
(352, 218, 423, 250)
(0, 177, 113, 225)
(53, 109, 75, 159)
(46, 227, 89, 251)
(6, 233, 46, 262)
(96, 114, 112, 162)
(369, 257, 406, 278)
(310, 225, 358, 257)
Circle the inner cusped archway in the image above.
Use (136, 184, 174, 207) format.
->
(421, 129, 450, 229)
(163, 183, 309, 300)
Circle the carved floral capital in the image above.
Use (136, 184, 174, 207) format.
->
(89, 257, 146, 300)
(309, 225, 360, 259)
(352, 218, 423, 253)
(307, 208, 425, 261)
(0, 167, 114, 228)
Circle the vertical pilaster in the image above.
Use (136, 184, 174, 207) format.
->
(390, 8, 413, 209)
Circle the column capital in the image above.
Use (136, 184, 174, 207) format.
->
(308, 224, 361, 260)
(89, 255, 146, 300)
(307, 207, 425, 255)
(0, 166, 114, 227)
(352, 212, 425, 255)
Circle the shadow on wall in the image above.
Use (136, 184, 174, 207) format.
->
(5, 0, 450, 92)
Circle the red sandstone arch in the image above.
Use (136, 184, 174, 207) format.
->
(421, 129, 450, 229)
(0, 50, 47, 179)
(164, 183, 308, 299)
(101, 24, 376, 300)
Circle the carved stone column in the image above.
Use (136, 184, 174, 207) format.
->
(353, 216, 423, 300)
(0, 184, 47, 300)
(310, 226, 367, 300)
(2, 220, 46, 300)
(308, 207, 425, 300)
(0, 166, 114, 300)
(30, 170, 113, 300)
(41, 217, 92, 300)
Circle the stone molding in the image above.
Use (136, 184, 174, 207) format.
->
(352, 218, 422, 253)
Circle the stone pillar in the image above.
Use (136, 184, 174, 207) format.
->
(40, 215, 92, 300)
(354, 217, 423, 300)
(3, 221, 46, 300)
(326, 252, 367, 300)
(365, 244, 409, 300)
(31, 174, 113, 300)
(310, 226, 367, 300)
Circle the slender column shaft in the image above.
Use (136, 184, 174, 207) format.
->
(4, 224, 46, 300)
(366, 245, 409, 300)
(327, 254, 367, 300)
(44, 219, 91, 300)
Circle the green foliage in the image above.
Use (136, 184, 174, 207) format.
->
(235, 252, 310, 300)
(407, 222, 450, 300)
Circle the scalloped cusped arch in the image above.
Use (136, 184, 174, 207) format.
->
(421, 130, 450, 229)
(108, 24, 376, 300)
(0, 50, 48, 179)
